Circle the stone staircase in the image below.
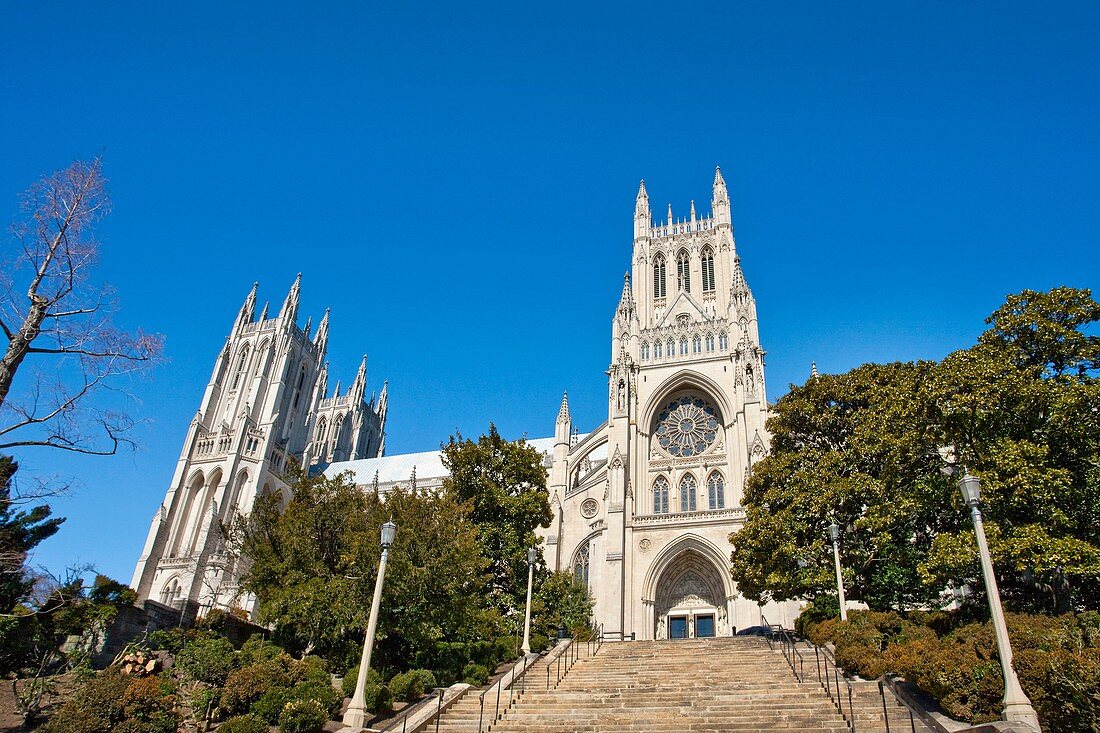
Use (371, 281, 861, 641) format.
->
(434, 636, 891, 733)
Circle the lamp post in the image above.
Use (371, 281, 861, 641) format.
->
(828, 520, 848, 621)
(958, 473, 1041, 731)
(343, 520, 396, 730)
(521, 546, 537, 654)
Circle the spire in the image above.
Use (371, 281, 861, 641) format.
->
(810, 362, 819, 379)
(314, 308, 330, 350)
(236, 282, 258, 329)
(350, 354, 367, 401)
(690, 199, 697, 223)
(731, 256, 750, 303)
(259, 300, 269, 321)
(355, 354, 367, 383)
(278, 272, 302, 323)
(303, 315, 312, 339)
(712, 166, 731, 227)
(616, 271, 635, 319)
(556, 391, 571, 425)
(667, 202, 673, 226)
(635, 180, 649, 208)
(634, 180, 651, 239)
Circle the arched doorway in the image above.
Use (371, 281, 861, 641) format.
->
(650, 546, 729, 639)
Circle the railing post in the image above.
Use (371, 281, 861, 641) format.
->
(478, 693, 485, 733)
(879, 680, 891, 733)
(494, 678, 502, 721)
(848, 683, 856, 732)
(434, 689, 443, 733)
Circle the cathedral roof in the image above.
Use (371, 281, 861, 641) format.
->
(324, 435, 561, 488)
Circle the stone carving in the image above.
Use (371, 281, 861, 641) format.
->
(580, 498, 599, 518)
(638, 538, 651, 552)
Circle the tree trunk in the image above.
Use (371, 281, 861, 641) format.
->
(0, 295, 48, 408)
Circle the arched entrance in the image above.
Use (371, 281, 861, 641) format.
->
(643, 535, 733, 640)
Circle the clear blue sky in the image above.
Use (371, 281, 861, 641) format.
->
(2, 2, 1097, 584)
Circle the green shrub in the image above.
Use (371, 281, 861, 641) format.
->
(363, 682, 392, 713)
(461, 662, 489, 686)
(340, 664, 381, 699)
(239, 634, 284, 665)
(278, 698, 326, 733)
(291, 680, 342, 716)
(175, 634, 236, 685)
(388, 668, 437, 702)
(250, 686, 293, 724)
(43, 671, 178, 733)
(218, 713, 269, 733)
(530, 633, 550, 653)
(221, 660, 293, 715)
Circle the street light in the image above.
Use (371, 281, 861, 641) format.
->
(343, 519, 397, 730)
(828, 520, 848, 621)
(957, 473, 1041, 731)
(521, 546, 537, 654)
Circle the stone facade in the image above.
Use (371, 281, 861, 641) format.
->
(131, 275, 387, 613)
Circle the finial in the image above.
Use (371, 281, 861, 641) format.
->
(557, 391, 571, 424)
(690, 200, 696, 221)
(667, 203, 673, 225)
(810, 362, 819, 379)
(714, 165, 726, 187)
(637, 180, 648, 199)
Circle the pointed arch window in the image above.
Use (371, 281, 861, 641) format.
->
(692, 335, 701, 354)
(573, 542, 591, 586)
(641, 342, 650, 361)
(666, 339, 675, 358)
(701, 247, 716, 292)
(653, 254, 667, 299)
(332, 414, 343, 455)
(231, 344, 250, 390)
(654, 341, 662, 358)
(719, 332, 729, 350)
(316, 416, 328, 447)
(707, 471, 725, 509)
(680, 474, 698, 512)
(680, 338, 688, 355)
(676, 250, 691, 292)
(292, 367, 306, 409)
(653, 476, 670, 514)
(706, 333, 715, 352)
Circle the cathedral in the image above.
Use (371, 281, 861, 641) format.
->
(132, 168, 801, 635)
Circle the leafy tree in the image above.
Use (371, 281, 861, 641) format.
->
(0, 456, 64, 611)
(0, 158, 162, 456)
(441, 424, 552, 611)
(236, 470, 492, 672)
(531, 571, 593, 642)
(732, 287, 1100, 614)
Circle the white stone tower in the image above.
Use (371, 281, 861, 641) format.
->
(131, 275, 387, 614)
(545, 169, 791, 640)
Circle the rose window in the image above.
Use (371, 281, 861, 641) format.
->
(654, 396, 719, 458)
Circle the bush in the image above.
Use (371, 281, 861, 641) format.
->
(291, 680, 342, 716)
(388, 668, 437, 702)
(175, 634, 236, 686)
(239, 634, 284, 665)
(221, 660, 293, 715)
(218, 713, 269, 733)
(278, 698, 326, 733)
(364, 682, 393, 713)
(250, 686, 293, 724)
(461, 662, 489, 686)
(44, 671, 178, 733)
(340, 664, 381, 699)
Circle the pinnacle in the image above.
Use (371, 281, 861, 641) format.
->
(811, 361, 820, 379)
(556, 391, 571, 424)
(714, 165, 726, 187)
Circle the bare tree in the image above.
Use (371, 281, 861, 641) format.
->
(0, 158, 162, 455)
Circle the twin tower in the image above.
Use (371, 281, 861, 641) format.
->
(133, 169, 789, 636)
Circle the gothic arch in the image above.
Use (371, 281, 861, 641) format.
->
(570, 529, 601, 589)
(641, 533, 735, 603)
(642, 370, 734, 431)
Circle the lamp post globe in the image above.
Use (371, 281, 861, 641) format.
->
(956, 472, 1041, 731)
(342, 520, 397, 730)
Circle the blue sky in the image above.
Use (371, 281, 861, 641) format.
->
(1, 2, 1098, 584)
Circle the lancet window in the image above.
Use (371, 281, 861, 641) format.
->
(680, 338, 688, 355)
(719, 332, 728, 350)
(641, 342, 650, 360)
(655, 341, 663, 358)
(676, 250, 691, 292)
(653, 476, 670, 514)
(653, 255, 667, 299)
(692, 335, 701, 353)
(701, 247, 716, 292)
(706, 333, 715, 352)
(680, 474, 698, 512)
(573, 542, 591, 586)
(707, 471, 725, 509)
(231, 345, 250, 390)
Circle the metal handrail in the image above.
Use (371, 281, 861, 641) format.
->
(392, 687, 444, 733)
(476, 649, 542, 733)
(877, 675, 951, 733)
(761, 618, 857, 733)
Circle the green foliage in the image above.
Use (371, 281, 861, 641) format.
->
(291, 679, 342, 716)
(174, 633, 236, 685)
(388, 668, 437, 702)
(461, 662, 489, 686)
(441, 424, 553, 611)
(802, 609, 1100, 732)
(217, 714, 269, 733)
(221, 659, 293, 715)
(44, 670, 178, 733)
(0, 455, 64, 612)
(250, 686, 293, 724)
(532, 571, 594, 642)
(732, 287, 1100, 613)
(341, 663, 381, 698)
(278, 698, 327, 733)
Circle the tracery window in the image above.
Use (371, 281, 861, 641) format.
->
(680, 338, 688, 355)
(316, 417, 328, 447)
(676, 250, 691, 292)
(641, 342, 649, 360)
(667, 339, 675, 358)
(701, 247, 716, 292)
(573, 542, 591, 586)
(654, 341, 663, 358)
(654, 396, 720, 458)
(692, 335, 701, 353)
(231, 345, 250, 390)
(719, 332, 728, 350)
(292, 367, 306, 409)
(653, 476, 670, 514)
(706, 334, 715, 352)
(707, 471, 725, 509)
(332, 414, 343, 454)
(653, 255, 667, 299)
(680, 474, 698, 512)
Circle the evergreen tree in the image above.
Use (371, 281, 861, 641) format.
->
(0, 456, 64, 612)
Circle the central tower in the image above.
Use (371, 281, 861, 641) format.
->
(545, 169, 789, 640)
